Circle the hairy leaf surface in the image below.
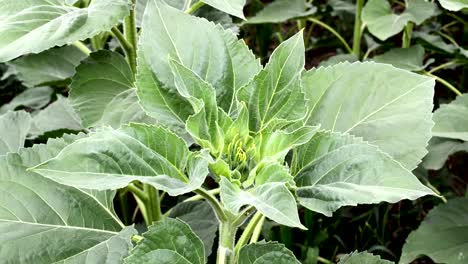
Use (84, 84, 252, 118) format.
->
(238, 241, 300, 264)
(0, 87, 53, 115)
(338, 251, 393, 263)
(432, 93, 468, 141)
(244, 0, 316, 24)
(0, 111, 32, 155)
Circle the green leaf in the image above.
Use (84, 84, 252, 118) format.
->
(70, 50, 153, 128)
(438, 0, 468, 11)
(244, 0, 316, 24)
(220, 177, 305, 229)
(124, 218, 205, 264)
(293, 131, 434, 216)
(6, 46, 86, 87)
(422, 137, 468, 170)
(400, 197, 468, 264)
(248, 161, 295, 186)
(372, 45, 433, 72)
(319, 54, 358, 67)
(169, 201, 218, 258)
(201, 0, 246, 19)
(138, 0, 260, 114)
(0, 87, 53, 114)
(0, 111, 32, 155)
(362, 0, 437, 41)
(32, 123, 211, 196)
(238, 31, 306, 132)
(432, 94, 468, 141)
(303, 62, 434, 170)
(413, 32, 458, 54)
(0, 136, 136, 263)
(0, 0, 131, 62)
(238, 241, 300, 264)
(338, 251, 393, 264)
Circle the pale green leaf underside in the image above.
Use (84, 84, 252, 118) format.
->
(294, 131, 434, 216)
(372, 45, 431, 72)
(238, 241, 300, 264)
(432, 93, 468, 141)
(438, 0, 468, 11)
(32, 123, 210, 196)
(125, 218, 205, 264)
(400, 198, 468, 264)
(244, 0, 316, 24)
(362, 0, 437, 40)
(6, 45, 86, 87)
(338, 251, 393, 264)
(422, 137, 468, 170)
(220, 178, 305, 229)
(202, 0, 246, 19)
(71, 50, 153, 128)
(0, 111, 31, 155)
(303, 62, 434, 170)
(0, 86, 53, 115)
(0, 0, 131, 62)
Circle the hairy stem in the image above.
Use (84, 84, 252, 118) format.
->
(111, 27, 136, 73)
(73, 41, 91, 55)
(249, 214, 265, 243)
(307, 18, 352, 54)
(402, 22, 413, 48)
(146, 185, 162, 224)
(217, 221, 237, 264)
(124, 0, 138, 73)
(428, 60, 459, 74)
(185, 1, 205, 14)
(423, 72, 462, 96)
(352, 0, 364, 57)
(194, 188, 227, 221)
(234, 211, 263, 255)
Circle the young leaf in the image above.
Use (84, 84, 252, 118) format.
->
(124, 218, 205, 264)
(432, 93, 468, 141)
(6, 46, 86, 87)
(338, 251, 393, 264)
(32, 123, 211, 196)
(0, 111, 31, 155)
(362, 0, 437, 41)
(220, 178, 305, 229)
(438, 0, 468, 11)
(0, 87, 53, 114)
(400, 198, 468, 264)
(238, 31, 306, 132)
(303, 62, 434, 170)
(201, 0, 246, 19)
(0, 0, 131, 62)
(293, 131, 434, 216)
(244, 0, 316, 24)
(238, 241, 300, 264)
(70, 50, 153, 128)
(372, 45, 433, 72)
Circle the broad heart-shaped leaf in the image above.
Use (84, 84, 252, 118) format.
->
(70, 50, 153, 129)
(6, 45, 86, 87)
(238, 31, 306, 132)
(362, 0, 437, 41)
(292, 131, 434, 216)
(338, 251, 393, 264)
(201, 0, 246, 19)
(244, 0, 316, 24)
(422, 137, 468, 170)
(32, 123, 211, 196)
(0, 0, 130, 62)
(220, 177, 305, 229)
(238, 241, 300, 264)
(372, 45, 433, 72)
(0, 86, 53, 114)
(125, 218, 205, 264)
(303, 62, 434, 170)
(169, 201, 218, 258)
(138, 0, 261, 114)
(400, 198, 468, 264)
(0, 136, 137, 263)
(438, 0, 468, 11)
(0, 111, 31, 155)
(432, 94, 468, 141)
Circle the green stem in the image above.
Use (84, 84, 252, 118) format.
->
(297, 19, 306, 31)
(194, 188, 227, 221)
(217, 221, 237, 264)
(127, 183, 148, 202)
(147, 185, 162, 223)
(234, 211, 263, 255)
(73, 41, 91, 55)
(111, 27, 136, 73)
(352, 0, 364, 58)
(438, 31, 459, 47)
(423, 72, 462, 96)
(185, 1, 205, 14)
(428, 60, 459, 74)
(307, 18, 353, 54)
(185, 188, 220, 202)
(132, 234, 144, 243)
(124, 0, 138, 73)
(317, 256, 334, 264)
(249, 214, 265, 243)
(402, 22, 413, 48)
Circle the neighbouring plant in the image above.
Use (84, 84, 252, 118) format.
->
(0, 0, 453, 263)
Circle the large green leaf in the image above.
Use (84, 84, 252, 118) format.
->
(0, 0, 131, 62)
(125, 218, 205, 264)
(372, 45, 432, 72)
(293, 131, 434, 216)
(32, 123, 211, 196)
(138, 0, 260, 114)
(244, 0, 316, 24)
(220, 177, 305, 229)
(338, 251, 393, 264)
(303, 62, 434, 170)
(0, 136, 136, 263)
(362, 0, 437, 40)
(438, 0, 468, 11)
(238, 31, 306, 132)
(0, 86, 53, 114)
(70, 50, 152, 128)
(432, 94, 468, 141)
(201, 0, 246, 19)
(6, 45, 86, 87)
(400, 198, 468, 264)
(238, 241, 300, 264)
(0, 111, 32, 155)
(422, 137, 468, 170)
(169, 201, 218, 258)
